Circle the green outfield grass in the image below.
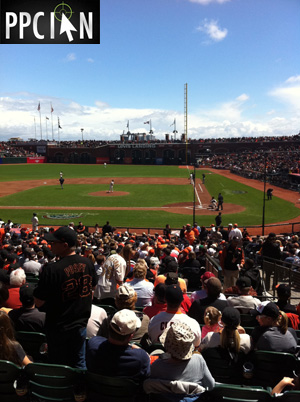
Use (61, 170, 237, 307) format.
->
(0, 164, 298, 228)
(0, 164, 191, 181)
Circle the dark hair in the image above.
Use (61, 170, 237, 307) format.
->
(0, 281, 9, 305)
(0, 311, 23, 365)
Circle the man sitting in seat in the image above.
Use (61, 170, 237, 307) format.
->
(9, 283, 45, 332)
(227, 276, 261, 313)
(86, 309, 150, 382)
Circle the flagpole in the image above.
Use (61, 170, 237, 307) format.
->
(173, 118, 177, 141)
(39, 106, 42, 140)
(34, 117, 37, 139)
(51, 103, 54, 140)
(45, 118, 48, 141)
(58, 117, 60, 143)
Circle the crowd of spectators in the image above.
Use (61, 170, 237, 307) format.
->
(4, 132, 300, 148)
(0, 142, 39, 158)
(208, 146, 300, 190)
(0, 218, 299, 399)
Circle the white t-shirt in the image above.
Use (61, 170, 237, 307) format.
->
(94, 254, 126, 299)
(86, 304, 108, 338)
(229, 228, 242, 241)
(190, 289, 226, 303)
(148, 311, 201, 346)
(127, 278, 154, 307)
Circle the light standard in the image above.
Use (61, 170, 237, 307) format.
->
(193, 163, 196, 225)
(81, 128, 84, 142)
(262, 153, 267, 236)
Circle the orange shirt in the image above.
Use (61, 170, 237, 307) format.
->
(154, 275, 187, 293)
(184, 230, 195, 245)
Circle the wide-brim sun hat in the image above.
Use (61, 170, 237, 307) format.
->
(159, 321, 195, 360)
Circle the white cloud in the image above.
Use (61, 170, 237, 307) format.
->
(188, 0, 231, 5)
(269, 76, 300, 109)
(196, 19, 228, 42)
(285, 75, 300, 84)
(0, 91, 299, 142)
(87, 58, 94, 63)
(236, 94, 249, 102)
(64, 53, 76, 62)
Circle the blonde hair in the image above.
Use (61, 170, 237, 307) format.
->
(220, 326, 241, 353)
(88, 253, 96, 264)
(115, 292, 138, 310)
(203, 306, 221, 327)
(133, 261, 147, 279)
(122, 244, 135, 262)
(276, 310, 289, 334)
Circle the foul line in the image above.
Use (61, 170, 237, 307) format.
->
(194, 184, 202, 208)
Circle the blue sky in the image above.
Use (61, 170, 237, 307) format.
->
(0, 0, 299, 141)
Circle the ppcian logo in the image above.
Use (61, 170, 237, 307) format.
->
(0, 0, 100, 44)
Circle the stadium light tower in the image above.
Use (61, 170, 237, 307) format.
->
(81, 128, 84, 142)
(184, 83, 188, 164)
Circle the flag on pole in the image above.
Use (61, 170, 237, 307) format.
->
(144, 121, 150, 124)
(58, 118, 62, 129)
(126, 121, 129, 128)
(170, 119, 175, 127)
(37, 102, 40, 111)
(46, 117, 49, 120)
(51, 105, 54, 113)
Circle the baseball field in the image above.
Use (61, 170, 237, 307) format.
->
(0, 164, 299, 231)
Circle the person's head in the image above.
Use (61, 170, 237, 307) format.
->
(122, 243, 135, 261)
(96, 254, 106, 266)
(201, 271, 215, 287)
(267, 233, 276, 242)
(10, 268, 26, 287)
(87, 253, 96, 264)
(205, 277, 222, 299)
(44, 226, 78, 256)
(159, 321, 195, 360)
(251, 301, 287, 333)
(108, 309, 141, 344)
(153, 283, 166, 304)
(165, 272, 179, 286)
(19, 284, 35, 308)
(165, 260, 178, 274)
(149, 256, 160, 270)
(244, 258, 254, 271)
(0, 310, 26, 365)
(165, 285, 183, 310)
(236, 276, 252, 295)
(133, 261, 147, 279)
(115, 284, 137, 310)
(0, 281, 9, 306)
(0, 310, 15, 341)
(203, 306, 222, 327)
(276, 284, 291, 301)
(220, 307, 241, 353)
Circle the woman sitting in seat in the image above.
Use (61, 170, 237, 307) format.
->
(250, 301, 298, 354)
(0, 310, 31, 366)
(200, 307, 252, 354)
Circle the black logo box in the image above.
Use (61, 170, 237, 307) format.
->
(0, 0, 100, 44)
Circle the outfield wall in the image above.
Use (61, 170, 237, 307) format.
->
(0, 157, 46, 164)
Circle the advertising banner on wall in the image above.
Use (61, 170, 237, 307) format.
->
(96, 157, 109, 164)
(27, 157, 46, 163)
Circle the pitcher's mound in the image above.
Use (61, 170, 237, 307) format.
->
(89, 191, 130, 197)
